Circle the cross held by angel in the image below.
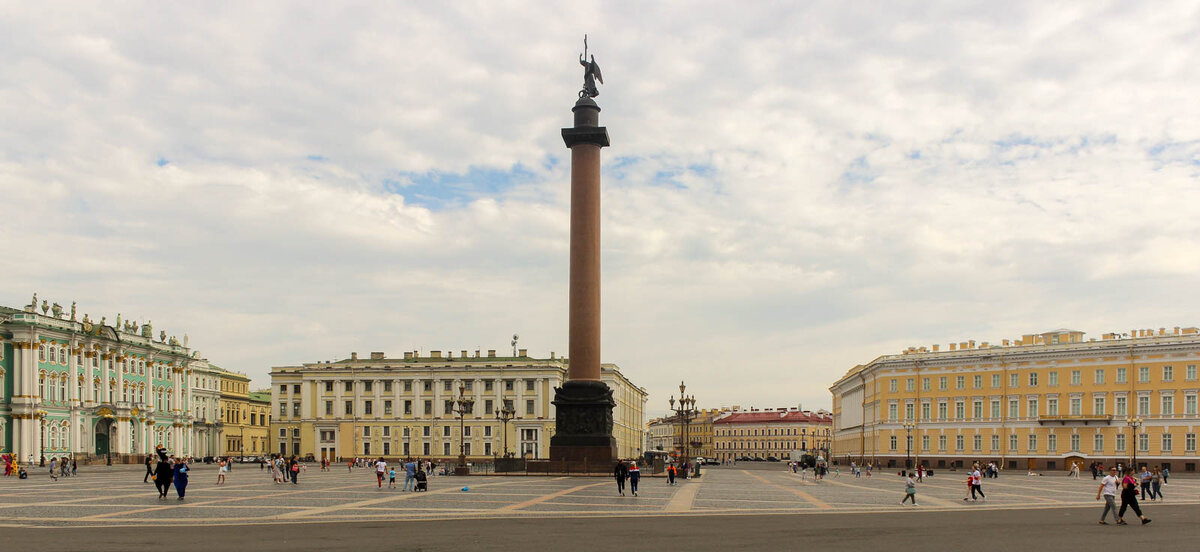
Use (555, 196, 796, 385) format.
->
(579, 36, 603, 98)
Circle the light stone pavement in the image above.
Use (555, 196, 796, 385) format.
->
(1, 463, 1197, 528)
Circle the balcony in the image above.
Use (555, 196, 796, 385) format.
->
(1037, 414, 1113, 426)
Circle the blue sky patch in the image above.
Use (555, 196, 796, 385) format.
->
(156, 157, 169, 167)
(385, 163, 542, 209)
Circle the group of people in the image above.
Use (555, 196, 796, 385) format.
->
(3, 454, 77, 480)
(612, 460, 642, 496)
(1097, 466, 1152, 525)
(147, 446, 190, 500)
(265, 455, 303, 484)
(849, 461, 872, 477)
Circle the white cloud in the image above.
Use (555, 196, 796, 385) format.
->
(2, 2, 1198, 417)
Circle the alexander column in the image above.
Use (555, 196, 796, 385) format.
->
(550, 37, 617, 469)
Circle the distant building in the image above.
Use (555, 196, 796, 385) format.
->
(269, 349, 647, 462)
(713, 407, 832, 462)
(830, 327, 1200, 472)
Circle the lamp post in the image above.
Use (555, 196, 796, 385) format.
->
(452, 382, 475, 474)
(1126, 416, 1143, 471)
(35, 409, 48, 466)
(668, 381, 698, 470)
(902, 421, 916, 471)
(495, 402, 516, 457)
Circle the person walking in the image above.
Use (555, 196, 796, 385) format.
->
(375, 457, 387, 489)
(1118, 468, 1150, 525)
(1161, 466, 1169, 485)
(1149, 468, 1162, 501)
(71, 457, 77, 477)
(666, 464, 676, 486)
(144, 453, 154, 483)
(403, 459, 417, 491)
(216, 457, 227, 485)
(1097, 466, 1120, 524)
(153, 446, 173, 499)
(289, 456, 301, 484)
(917, 464, 924, 482)
(173, 458, 190, 500)
(972, 466, 986, 501)
(388, 467, 397, 489)
(1139, 467, 1152, 500)
(613, 460, 628, 496)
(901, 473, 917, 506)
(48, 457, 58, 481)
(628, 462, 640, 497)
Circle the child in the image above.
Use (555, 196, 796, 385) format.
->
(388, 467, 397, 489)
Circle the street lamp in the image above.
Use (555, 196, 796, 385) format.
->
(495, 402, 516, 457)
(452, 382, 475, 474)
(1126, 416, 1144, 471)
(901, 421, 916, 471)
(668, 381, 698, 470)
(35, 409, 48, 466)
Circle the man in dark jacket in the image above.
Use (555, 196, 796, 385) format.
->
(144, 454, 154, 483)
(613, 461, 628, 496)
(153, 446, 173, 499)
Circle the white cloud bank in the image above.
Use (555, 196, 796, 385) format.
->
(2, 2, 1199, 417)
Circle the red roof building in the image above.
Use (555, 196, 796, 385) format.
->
(713, 408, 832, 462)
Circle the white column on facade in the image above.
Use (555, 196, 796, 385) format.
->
(299, 378, 312, 421)
(535, 378, 544, 418)
(473, 378, 483, 416)
(412, 377, 422, 419)
(515, 378, 524, 419)
(114, 353, 124, 406)
(433, 379, 442, 418)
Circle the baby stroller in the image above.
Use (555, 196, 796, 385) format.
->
(414, 470, 428, 492)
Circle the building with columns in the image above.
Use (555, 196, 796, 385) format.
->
(1, 299, 204, 463)
(713, 408, 833, 463)
(830, 327, 1200, 472)
(215, 368, 271, 457)
(269, 349, 647, 462)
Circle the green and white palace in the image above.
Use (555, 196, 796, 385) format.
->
(1, 294, 219, 464)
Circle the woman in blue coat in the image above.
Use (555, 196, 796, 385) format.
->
(173, 457, 190, 500)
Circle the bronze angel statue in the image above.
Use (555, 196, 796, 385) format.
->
(579, 35, 603, 98)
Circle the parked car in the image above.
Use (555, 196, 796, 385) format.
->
(766, 456, 780, 462)
(751, 457, 765, 462)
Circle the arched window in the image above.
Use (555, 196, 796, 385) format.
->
(58, 378, 67, 403)
(60, 347, 67, 365)
(49, 346, 56, 363)
(39, 345, 46, 361)
(93, 380, 101, 403)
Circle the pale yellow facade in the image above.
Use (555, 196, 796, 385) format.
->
(270, 350, 647, 462)
(713, 408, 833, 462)
(830, 327, 1200, 472)
(217, 369, 270, 456)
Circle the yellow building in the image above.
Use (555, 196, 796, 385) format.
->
(216, 368, 270, 457)
(713, 408, 833, 462)
(270, 349, 647, 462)
(830, 327, 1200, 473)
(669, 408, 726, 461)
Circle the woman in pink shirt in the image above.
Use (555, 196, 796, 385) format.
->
(1118, 470, 1151, 525)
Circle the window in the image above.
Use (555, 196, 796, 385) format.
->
(1009, 434, 1018, 451)
(1186, 433, 1196, 453)
(937, 402, 947, 420)
(279, 403, 286, 416)
(383, 426, 390, 437)
(974, 375, 983, 389)
(505, 380, 514, 391)
(1069, 434, 1080, 452)
(938, 435, 947, 451)
(444, 381, 452, 391)
(1094, 397, 1105, 415)
(938, 377, 947, 390)
(1094, 433, 1104, 452)
(345, 381, 353, 392)
(972, 434, 981, 451)
(1139, 367, 1150, 383)
(1069, 397, 1081, 416)
(904, 403, 915, 420)
(888, 404, 898, 420)
(526, 380, 535, 392)
(1070, 370, 1081, 385)
(383, 381, 393, 392)
(1010, 373, 1019, 388)
(1138, 433, 1149, 452)
(1028, 434, 1037, 451)
(325, 381, 333, 392)
(424, 400, 432, 415)
(384, 400, 392, 415)
(1138, 396, 1150, 416)
(1162, 395, 1174, 416)
(1163, 366, 1174, 382)
(920, 378, 928, 391)
(1187, 365, 1197, 381)
(345, 400, 353, 415)
(991, 374, 1001, 388)
(1048, 434, 1058, 452)
(484, 442, 492, 455)
(972, 401, 982, 419)
(363, 442, 371, 455)
(443, 425, 451, 437)
(292, 384, 300, 394)
(1186, 394, 1197, 416)
(404, 400, 412, 415)
(292, 402, 301, 417)
(364, 401, 373, 415)
(525, 399, 535, 415)
(279, 428, 287, 437)
(484, 380, 493, 391)
(444, 400, 453, 416)
(889, 379, 898, 392)
(485, 399, 494, 415)
(1094, 370, 1105, 385)
(404, 380, 412, 392)
(991, 400, 1001, 419)
(1027, 399, 1037, 418)
(423, 381, 432, 392)
(464, 426, 471, 437)
(1116, 368, 1127, 384)
(1115, 434, 1126, 452)
(484, 426, 492, 437)
(1160, 433, 1173, 452)
(954, 401, 965, 419)
(1007, 399, 1018, 419)
(1029, 372, 1038, 387)
(443, 442, 451, 455)
(956, 376, 965, 390)
(955, 435, 964, 451)
(890, 436, 897, 451)
(921, 435, 929, 451)
(422, 426, 430, 437)
(1048, 398, 1058, 416)
(920, 402, 930, 420)
(423, 443, 430, 455)
(364, 381, 372, 392)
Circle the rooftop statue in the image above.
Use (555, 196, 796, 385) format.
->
(26, 292, 37, 313)
(70, 301, 76, 321)
(41, 299, 49, 315)
(579, 35, 603, 99)
(52, 302, 62, 318)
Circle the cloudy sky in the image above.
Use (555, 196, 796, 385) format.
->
(3, 2, 1198, 418)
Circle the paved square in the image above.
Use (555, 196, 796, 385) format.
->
(1, 463, 1197, 527)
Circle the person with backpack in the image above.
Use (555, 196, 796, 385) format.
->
(666, 463, 677, 486)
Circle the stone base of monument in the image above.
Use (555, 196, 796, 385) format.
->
(549, 380, 616, 471)
(454, 466, 470, 476)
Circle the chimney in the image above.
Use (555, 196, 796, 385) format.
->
(404, 352, 413, 360)
(1159, 328, 1166, 336)
(461, 350, 468, 358)
(950, 343, 957, 351)
(550, 351, 556, 359)
(1174, 327, 1180, 335)
(370, 352, 384, 360)
(1001, 339, 1010, 346)
(518, 348, 527, 357)
(487, 349, 496, 358)
(980, 342, 988, 348)
(350, 352, 358, 360)
(431, 350, 441, 359)
(475, 349, 481, 357)
(932, 344, 940, 352)
(968, 340, 976, 349)
(447, 351, 454, 359)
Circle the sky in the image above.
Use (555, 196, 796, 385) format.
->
(2, 2, 1199, 419)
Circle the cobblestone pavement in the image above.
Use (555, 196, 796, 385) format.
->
(0, 463, 1197, 527)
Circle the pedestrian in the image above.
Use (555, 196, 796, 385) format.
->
(154, 446, 173, 499)
(173, 457, 189, 500)
(1118, 469, 1151, 525)
(388, 467, 397, 489)
(901, 472, 917, 506)
(403, 459, 417, 491)
(1149, 468, 1162, 501)
(613, 460, 628, 496)
(375, 457, 387, 489)
(917, 464, 924, 482)
(71, 457, 77, 477)
(971, 465, 985, 501)
(1139, 466, 1152, 500)
(49, 457, 58, 481)
(144, 453, 154, 483)
(290, 456, 301, 484)
(628, 462, 640, 497)
(1161, 466, 1169, 485)
(667, 463, 676, 486)
(1097, 466, 1119, 525)
(216, 457, 227, 485)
